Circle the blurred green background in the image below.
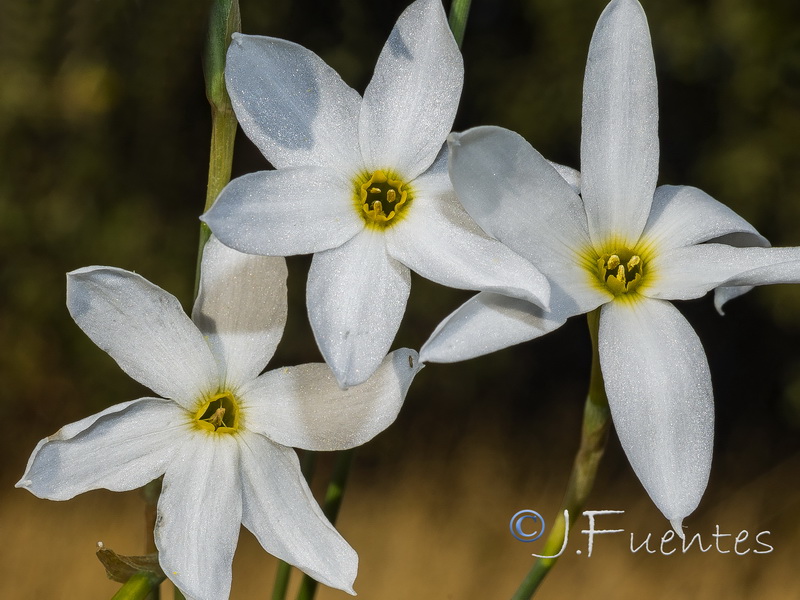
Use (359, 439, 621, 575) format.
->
(2, 0, 800, 598)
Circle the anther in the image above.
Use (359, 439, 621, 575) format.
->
(386, 189, 396, 203)
(607, 255, 620, 270)
(207, 407, 226, 429)
(369, 187, 381, 194)
(627, 256, 640, 270)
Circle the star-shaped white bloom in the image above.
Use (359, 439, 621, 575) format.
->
(17, 236, 421, 599)
(202, 0, 550, 388)
(421, 0, 800, 534)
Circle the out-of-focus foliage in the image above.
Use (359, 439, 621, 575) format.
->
(3, 0, 800, 554)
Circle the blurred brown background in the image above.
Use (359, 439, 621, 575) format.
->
(2, 0, 800, 598)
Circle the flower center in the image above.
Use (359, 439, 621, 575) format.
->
(354, 170, 411, 228)
(596, 248, 645, 295)
(194, 391, 240, 434)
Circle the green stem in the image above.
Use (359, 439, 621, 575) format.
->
(195, 0, 241, 297)
(448, 0, 472, 48)
(271, 452, 318, 600)
(112, 572, 164, 600)
(295, 450, 356, 600)
(142, 479, 162, 600)
(510, 309, 611, 600)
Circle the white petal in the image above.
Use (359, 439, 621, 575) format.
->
(642, 185, 769, 252)
(156, 433, 242, 600)
(202, 167, 363, 256)
(307, 230, 411, 388)
(420, 291, 577, 364)
(67, 267, 218, 407)
(241, 349, 420, 451)
(239, 432, 357, 594)
(713, 285, 753, 315)
(225, 34, 362, 171)
(192, 236, 288, 387)
(386, 164, 551, 309)
(359, 0, 462, 179)
(580, 0, 659, 246)
(647, 244, 800, 301)
(17, 398, 188, 501)
(709, 228, 773, 314)
(446, 127, 606, 310)
(599, 298, 713, 526)
(547, 160, 582, 194)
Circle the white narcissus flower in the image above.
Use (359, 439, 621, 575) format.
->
(202, 0, 550, 388)
(17, 236, 421, 599)
(421, 0, 800, 534)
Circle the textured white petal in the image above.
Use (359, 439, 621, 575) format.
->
(156, 433, 242, 600)
(420, 291, 576, 364)
(713, 285, 754, 315)
(359, 0, 462, 179)
(642, 185, 769, 252)
(225, 34, 362, 170)
(67, 267, 218, 408)
(387, 169, 551, 309)
(17, 398, 188, 500)
(547, 160, 582, 194)
(580, 0, 659, 246)
(241, 349, 420, 451)
(708, 228, 773, 313)
(647, 244, 800, 301)
(192, 236, 288, 387)
(599, 298, 713, 526)
(307, 230, 411, 388)
(446, 127, 607, 310)
(202, 167, 362, 256)
(239, 432, 357, 594)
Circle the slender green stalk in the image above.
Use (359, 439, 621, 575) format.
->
(295, 450, 356, 600)
(112, 572, 164, 600)
(271, 562, 292, 600)
(448, 0, 472, 48)
(195, 0, 241, 297)
(271, 452, 319, 600)
(141, 479, 162, 600)
(510, 309, 612, 600)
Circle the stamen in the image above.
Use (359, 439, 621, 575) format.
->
(594, 248, 646, 295)
(614, 265, 625, 283)
(194, 392, 239, 433)
(354, 170, 412, 228)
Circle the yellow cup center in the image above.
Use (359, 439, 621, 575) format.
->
(194, 392, 240, 433)
(355, 170, 411, 228)
(597, 249, 645, 295)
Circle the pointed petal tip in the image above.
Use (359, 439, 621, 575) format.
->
(335, 347, 421, 390)
(231, 31, 244, 45)
(15, 479, 32, 490)
(670, 518, 685, 540)
(447, 132, 462, 148)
